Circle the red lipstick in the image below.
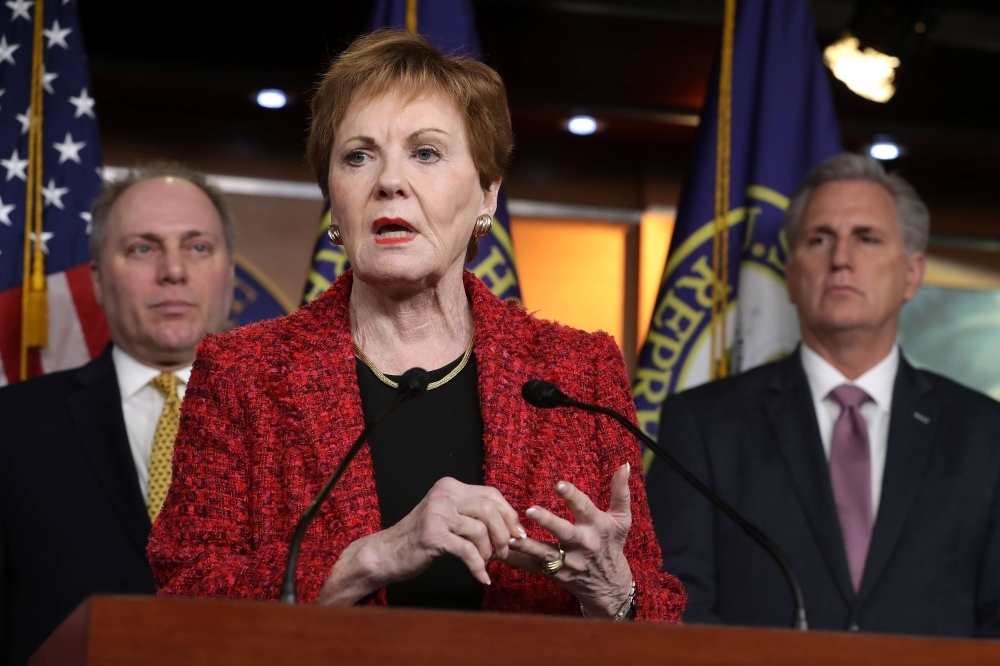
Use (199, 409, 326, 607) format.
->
(372, 217, 417, 245)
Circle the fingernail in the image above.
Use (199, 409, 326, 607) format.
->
(509, 537, 518, 546)
(626, 462, 631, 474)
(556, 482, 568, 493)
(500, 546, 509, 559)
(485, 576, 492, 586)
(517, 524, 527, 539)
(526, 507, 538, 518)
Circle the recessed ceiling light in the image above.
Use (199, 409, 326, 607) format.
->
(256, 89, 287, 109)
(567, 115, 598, 136)
(869, 141, 901, 161)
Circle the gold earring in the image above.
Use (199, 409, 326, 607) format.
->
(327, 224, 343, 245)
(473, 214, 493, 239)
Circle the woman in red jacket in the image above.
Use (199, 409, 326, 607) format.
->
(148, 29, 685, 622)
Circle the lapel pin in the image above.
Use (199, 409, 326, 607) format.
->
(913, 411, 930, 424)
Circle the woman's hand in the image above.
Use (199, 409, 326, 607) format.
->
(318, 477, 524, 606)
(506, 463, 634, 618)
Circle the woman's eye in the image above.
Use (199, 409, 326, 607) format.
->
(192, 243, 209, 253)
(346, 151, 367, 165)
(132, 244, 151, 255)
(415, 147, 438, 162)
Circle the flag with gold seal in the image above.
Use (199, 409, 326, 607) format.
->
(634, 0, 841, 452)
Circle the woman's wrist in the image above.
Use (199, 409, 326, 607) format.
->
(579, 576, 636, 620)
(317, 532, 393, 606)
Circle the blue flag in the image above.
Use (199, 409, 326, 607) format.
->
(0, 0, 109, 385)
(228, 256, 294, 329)
(633, 0, 841, 441)
(302, 0, 521, 304)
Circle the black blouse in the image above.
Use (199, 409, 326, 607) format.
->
(356, 351, 486, 610)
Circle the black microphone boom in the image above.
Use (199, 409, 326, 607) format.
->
(521, 379, 809, 631)
(280, 367, 430, 604)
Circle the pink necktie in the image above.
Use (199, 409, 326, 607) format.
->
(829, 384, 873, 592)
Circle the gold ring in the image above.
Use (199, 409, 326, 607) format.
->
(540, 547, 565, 575)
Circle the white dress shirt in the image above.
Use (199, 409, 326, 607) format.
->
(800, 343, 899, 518)
(112, 346, 191, 503)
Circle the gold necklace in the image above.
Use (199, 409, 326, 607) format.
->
(352, 333, 475, 391)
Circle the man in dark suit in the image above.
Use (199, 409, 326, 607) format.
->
(0, 164, 235, 665)
(647, 153, 1000, 637)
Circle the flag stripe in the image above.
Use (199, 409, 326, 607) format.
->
(65, 262, 109, 357)
(0, 287, 20, 386)
(39, 270, 91, 375)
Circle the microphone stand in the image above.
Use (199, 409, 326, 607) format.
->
(523, 380, 809, 630)
(280, 368, 429, 604)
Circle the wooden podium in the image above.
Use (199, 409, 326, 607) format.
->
(31, 595, 1000, 666)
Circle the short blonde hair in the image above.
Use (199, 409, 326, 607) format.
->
(307, 31, 513, 258)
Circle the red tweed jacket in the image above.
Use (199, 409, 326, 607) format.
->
(148, 271, 685, 622)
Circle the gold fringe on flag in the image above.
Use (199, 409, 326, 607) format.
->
(20, 0, 48, 380)
(710, 0, 736, 380)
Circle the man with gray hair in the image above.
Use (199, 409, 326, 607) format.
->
(0, 163, 235, 664)
(647, 153, 1000, 636)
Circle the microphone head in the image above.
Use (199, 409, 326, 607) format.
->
(398, 368, 430, 398)
(522, 379, 568, 408)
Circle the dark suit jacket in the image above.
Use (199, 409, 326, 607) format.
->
(0, 346, 156, 665)
(646, 351, 1000, 637)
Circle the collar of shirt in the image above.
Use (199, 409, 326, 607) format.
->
(800, 342, 899, 412)
(111, 345, 192, 400)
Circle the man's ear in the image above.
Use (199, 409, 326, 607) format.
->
(785, 258, 799, 305)
(90, 260, 104, 308)
(902, 250, 926, 303)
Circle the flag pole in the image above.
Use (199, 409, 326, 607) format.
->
(406, 0, 417, 34)
(20, 0, 48, 381)
(711, 0, 736, 380)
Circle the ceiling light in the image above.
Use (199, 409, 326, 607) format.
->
(823, 36, 900, 103)
(256, 89, 287, 109)
(869, 141, 901, 161)
(567, 115, 598, 136)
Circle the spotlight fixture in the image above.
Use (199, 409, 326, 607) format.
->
(869, 140, 901, 161)
(256, 89, 287, 109)
(823, 37, 900, 103)
(567, 115, 598, 136)
(824, 0, 933, 104)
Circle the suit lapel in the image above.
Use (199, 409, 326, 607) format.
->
(765, 353, 855, 605)
(856, 357, 938, 605)
(67, 346, 152, 558)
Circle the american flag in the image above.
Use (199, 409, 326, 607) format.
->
(0, 0, 108, 386)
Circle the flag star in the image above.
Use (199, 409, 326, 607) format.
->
(0, 194, 14, 226)
(42, 178, 69, 209)
(5, 0, 32, 22)
(68, 87, 96, 119)
(53, 132, 85, 164)
(0, 35, 20, 65)
(16, 106, 30, 134)
(31, 231, 54, 254)
(42, 67, 57, 94)
(1, 149, 28, 181)
(80, 211, 91, 234)
(43, 20, 72, 49)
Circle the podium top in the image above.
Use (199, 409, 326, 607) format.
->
(32, 595, 1000, 666)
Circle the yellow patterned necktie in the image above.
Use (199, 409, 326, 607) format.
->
(147, 373, 181, 523)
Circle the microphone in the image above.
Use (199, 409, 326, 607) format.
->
(521, 379, 809, 631)
(280, 367, 430, 604)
